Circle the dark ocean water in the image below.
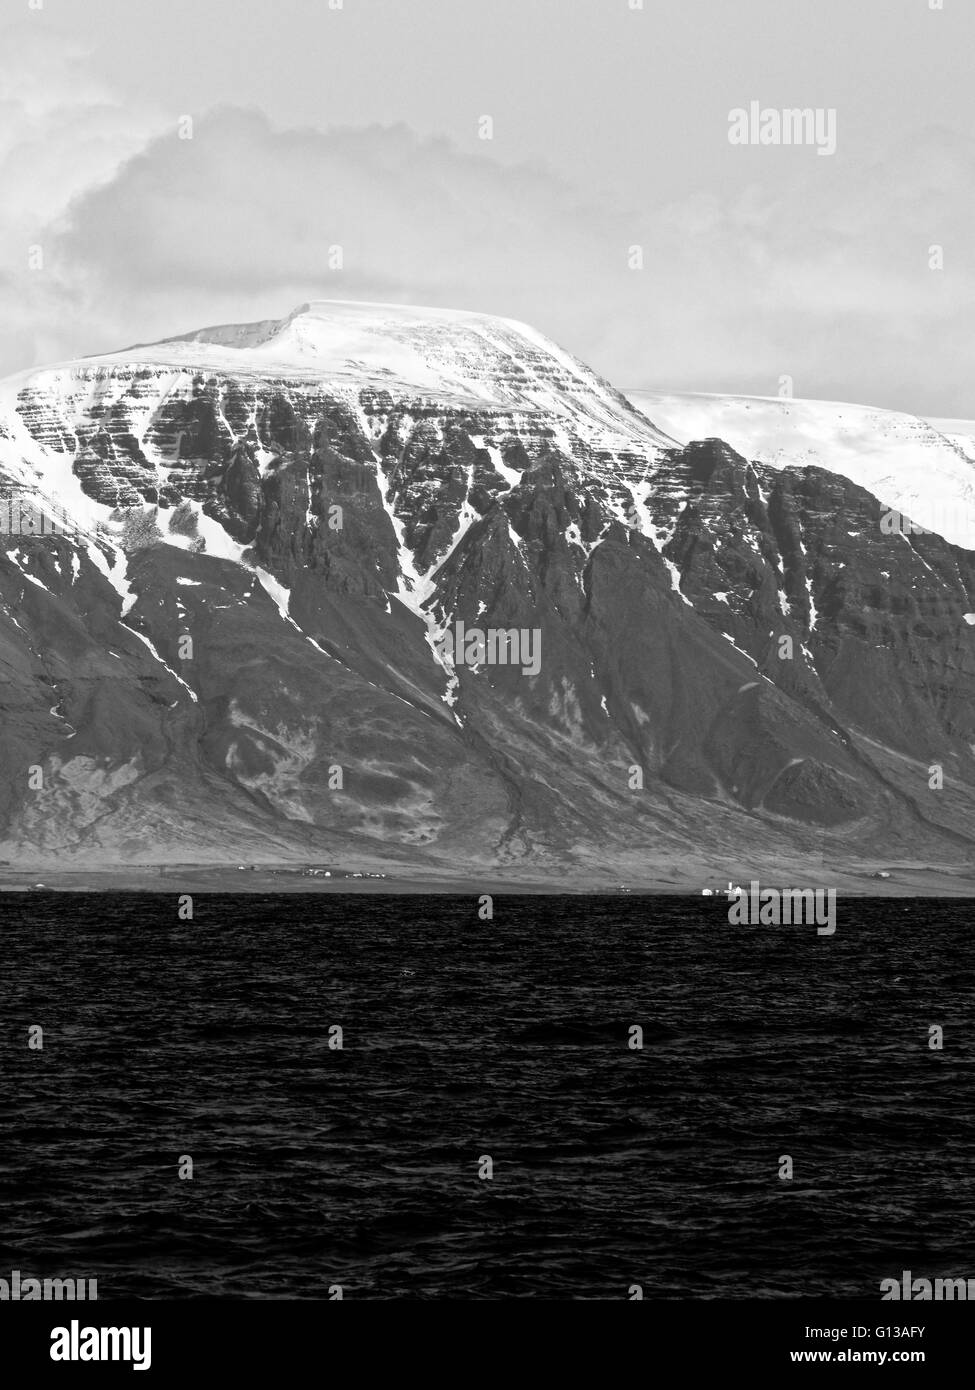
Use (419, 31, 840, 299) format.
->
(1, 893, 973, 1300)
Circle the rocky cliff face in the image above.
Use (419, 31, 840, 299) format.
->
(1, 302, 973, 886)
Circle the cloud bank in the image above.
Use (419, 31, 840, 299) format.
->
(3, 24, 974, 416)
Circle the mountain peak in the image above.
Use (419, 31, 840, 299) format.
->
(156, 297, 527, 355)
(80, 298, 675, 449)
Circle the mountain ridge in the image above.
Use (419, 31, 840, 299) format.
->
(627, 388, 975, 550)
(1, 302, 973, 887)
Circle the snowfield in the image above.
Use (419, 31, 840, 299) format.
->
(627, 390, 975, 551)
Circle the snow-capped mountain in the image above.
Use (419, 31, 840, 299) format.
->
(1, 302, 973, 886)
(627, 390, 975, 550)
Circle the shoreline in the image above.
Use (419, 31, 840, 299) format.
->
(2, 863, 974, 897)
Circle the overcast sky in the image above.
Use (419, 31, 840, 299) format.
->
(1, 0, 973, 414)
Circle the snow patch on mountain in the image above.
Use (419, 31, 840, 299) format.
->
(627, 480, 692, 607)
(469, 434, 522, 491)
(123, 625, 198, 703)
